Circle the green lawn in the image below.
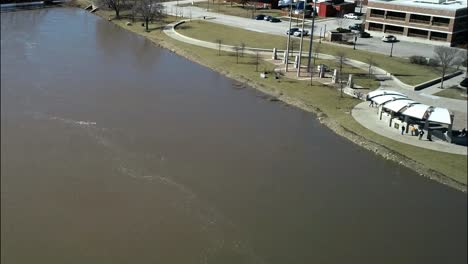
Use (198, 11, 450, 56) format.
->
(91, 9, 467, 187)
(309, 58, 380, 90)
(434, 87, 467, 100)
(176, 20, 449, 86)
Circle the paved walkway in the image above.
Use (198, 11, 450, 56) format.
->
(352, 102, 467, 155)
(163, 19, 468, 149)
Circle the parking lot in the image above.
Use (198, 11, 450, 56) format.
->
(165, 0, 467, 58)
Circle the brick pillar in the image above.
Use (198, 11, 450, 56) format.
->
(403, 27, 409, 36)
(405, 13, 410, 23)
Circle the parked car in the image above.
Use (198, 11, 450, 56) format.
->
(286, 27, 300, 35)
(270, 17, 281, 23)
(382, 34, 397, 42)
(459, 78, 468, 89)
(293, 29, 309, 37)
(255, 14, 265, 20)
(264, 15, 273, 21)
(344, 13, 359, 19)
(359, 31, 371, 38)
(348, 24, 362, 31)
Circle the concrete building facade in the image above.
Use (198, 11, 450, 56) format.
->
(364, 0, 468, 46)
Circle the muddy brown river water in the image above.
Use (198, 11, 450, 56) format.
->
(1, 7, 466, 264)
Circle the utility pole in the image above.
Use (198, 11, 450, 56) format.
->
(306, 0, 317, 73)
(285, 0, 294, 72)
(297, 1, 306, 77)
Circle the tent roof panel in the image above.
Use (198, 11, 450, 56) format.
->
(367, 90, 407, 99)
(382, 99, 418, 113)
(401, 104, 431, 120)
(428, 107, 452, 125)
(372, 95, 408, 105)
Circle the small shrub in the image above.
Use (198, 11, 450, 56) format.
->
(409, 56, 427, 65)
(428, 58, 440, 67)
(336, 27, 351, 33)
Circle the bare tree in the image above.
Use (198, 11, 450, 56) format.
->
(240, 42, 246, 57)
(97, 0, 127, 19)
(133, 0, 165, 32)
(215, 39, 222, 56)
(366, 56, 376, 79)
(255, 51, 260, 72)
(238, 0, 250, 8)
(433, 46, 462, 89)
(232, 45, 240, 64)
(336, 51, 347, 98)
(313, 43, 321, 69)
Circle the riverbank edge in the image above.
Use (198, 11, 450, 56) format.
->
(69, 2, 466, 192)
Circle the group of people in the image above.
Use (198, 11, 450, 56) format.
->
(400, 124, 427, 140)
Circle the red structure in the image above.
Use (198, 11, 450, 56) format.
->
(317, 0, 356, 17)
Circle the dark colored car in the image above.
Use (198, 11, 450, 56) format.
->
(348, 24, 362, 31)
(270, 17, 281, 23)
(286, 27, 300, 35)
(264, 15, 273, 21)
(459, 78, 468, 89)
(255, 14, 265, 20)
(359, 31, 371, 38)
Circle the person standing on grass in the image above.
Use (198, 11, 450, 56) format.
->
(401, 125, 405, 135)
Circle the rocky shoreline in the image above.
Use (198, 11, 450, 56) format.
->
(69, 1, 466, 192)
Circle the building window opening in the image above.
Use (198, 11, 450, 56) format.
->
(370, 9, 385, 18)
(430, 31, 448, 41)
(386, 11, 406, 21)
(385, 25, 404, 34)
(368, 22, 384, 31)
(408, 28, 429, 38)
(409, 14, 431, 24)
(433, 17, 450, 27)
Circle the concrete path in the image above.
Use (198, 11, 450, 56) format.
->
(163, 0, 467, 58)
(163, 19, 467, 130)
(352, 102, 467, 155)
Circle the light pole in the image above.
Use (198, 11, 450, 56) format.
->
(285, 0, 294, 72)
(297, 1, 306, 77)
(390, 41, 394, 57)
(306, 0, 317, 73)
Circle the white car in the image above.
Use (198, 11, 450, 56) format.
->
(344, 13, 359, 19)
(293, 29, 309, 37)
(382, 35, 397, 42)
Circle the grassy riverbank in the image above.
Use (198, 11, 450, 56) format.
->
(176, 20, 447, 86)
(72, 1, 467, 190)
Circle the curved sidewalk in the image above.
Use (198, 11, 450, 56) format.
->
(352, 101, 467, 155)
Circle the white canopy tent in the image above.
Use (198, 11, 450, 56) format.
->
(383, 99, 418, 113)
(367, 90, 407, 99)
(371, 95, 408, 105)
(401, 104, 432, 120)
(428, 107, 452, 125)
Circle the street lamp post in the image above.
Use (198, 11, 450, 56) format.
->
(297, 1, 307, 77)
(285, 1, 294, 72)
(390, 41, 394, 57)
(306, 0, 317, 73)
